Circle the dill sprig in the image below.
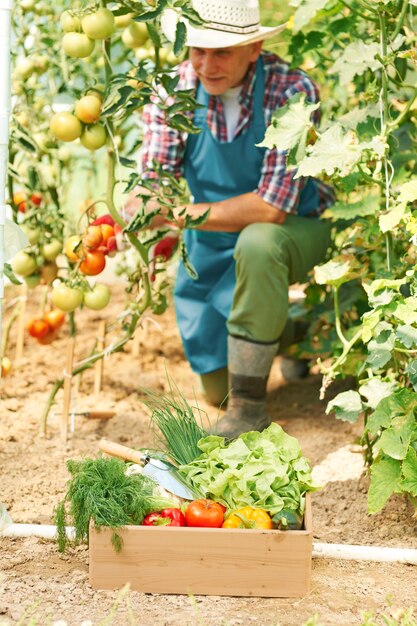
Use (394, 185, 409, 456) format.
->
(55, 457, 174, 553)
(143, 384, 209, 466)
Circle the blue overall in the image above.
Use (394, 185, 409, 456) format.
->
(174, 58, 319, 375)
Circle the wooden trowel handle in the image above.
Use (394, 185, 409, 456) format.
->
(99, 439, 146, 465)
(84, 410, 115, 419)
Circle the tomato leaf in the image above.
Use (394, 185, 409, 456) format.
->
(173, 21, 187, 57)
(179, 240, 198, 280)
(322, 195, 380, 221)
(325, 390, 363, 423)
(396, 325, 417, 349)
(3, 263, 22, 285)
(368, 457, 402, 514)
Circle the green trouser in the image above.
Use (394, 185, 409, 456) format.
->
(200, 215, 332, 406)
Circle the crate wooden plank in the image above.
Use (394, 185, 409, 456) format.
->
(89, 495, 312, 598)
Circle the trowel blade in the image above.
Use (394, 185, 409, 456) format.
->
(141, 462, 197, 500)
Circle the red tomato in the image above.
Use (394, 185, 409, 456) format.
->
(83, 225, 103, 250)
(79, 250, 106, 276)
(99, 223, 114, 245)
(29, 192, 42, 206)
(27, 318, 52, 339)
(37, 329, 59, 345)
(13, 191, 27, 213)
(44, 309, 65, 330)
(185, 499, 224, 528)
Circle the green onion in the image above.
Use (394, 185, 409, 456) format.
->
(142, 382, 208, 466)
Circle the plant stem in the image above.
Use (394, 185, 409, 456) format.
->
(333, 286, 349, 348)
(320, 327, 363, 377)
(392, 0, 409, 40)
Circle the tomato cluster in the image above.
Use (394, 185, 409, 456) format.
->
(27, 308, 65, 344)
(63, 214, 121, 278)
(60, 8, 115, 58)
(50, 91, 106, 151)
(12, 191, 42, 214)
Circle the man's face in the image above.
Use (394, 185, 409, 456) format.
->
(189, 43, 263, 95)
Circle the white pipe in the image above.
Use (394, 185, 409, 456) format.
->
(0, 0, 13, 367)
(312, 541, 417, 565)
(1, 523, 76, 540)
(1, 524, 417, 565)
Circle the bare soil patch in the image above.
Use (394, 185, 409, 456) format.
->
(1, 283, 416, 625)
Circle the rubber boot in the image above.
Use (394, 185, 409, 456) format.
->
(211, 335, 279, 439)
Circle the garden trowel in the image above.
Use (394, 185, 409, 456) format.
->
(98, 438, 198, 500)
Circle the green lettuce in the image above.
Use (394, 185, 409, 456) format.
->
(179, 423, 318, 515)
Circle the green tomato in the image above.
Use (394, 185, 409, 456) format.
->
(41, 240, 62, 261)
(50, 112, 83, 142)
(62, 32, 95, 58)
(24, 273, 42, 289)
(11, 251, 37, 277)
(21, 225, 41, 245)
(15, 57, 34, 80)
(81, 8, 115, 40)
(60, 10, 81, 32)
(51, 284, 84, 312)
(84, 284, 111, 310)
(80, 124, 107, 150)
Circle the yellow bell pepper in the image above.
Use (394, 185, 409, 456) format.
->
(222, 506, 273, 529)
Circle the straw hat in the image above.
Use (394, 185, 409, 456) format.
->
(161, 0, 286, 49)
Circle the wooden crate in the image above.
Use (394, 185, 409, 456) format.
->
(89, 495, 312, 598)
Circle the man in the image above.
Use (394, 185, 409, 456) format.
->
(137, 0, 334, 438)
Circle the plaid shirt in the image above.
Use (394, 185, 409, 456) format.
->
(141, 52, 334, 214)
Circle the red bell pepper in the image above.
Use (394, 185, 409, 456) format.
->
(142, 508, 186, 527)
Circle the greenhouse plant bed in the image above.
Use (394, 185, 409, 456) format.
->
(89, 495, 312, 598)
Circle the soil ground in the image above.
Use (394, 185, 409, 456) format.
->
(1, 280, 416, 626)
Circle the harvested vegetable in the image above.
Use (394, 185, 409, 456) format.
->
(179, 423, 317, 519)
(55, 457, 177, 552)
(184, 498, 224, 528)
(143, 384, 208, 466)
(143, 508, 186, 527)
(222, 507, 273, 529)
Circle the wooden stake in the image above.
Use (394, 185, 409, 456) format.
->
(14, 283, 27, 364)
(94, 320, 106, 395)
(61, 336, 75, 443)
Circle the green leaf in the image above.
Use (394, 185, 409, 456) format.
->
(397, 178, 417, 203)
(361, 310, 382, 343)
(359, 379, 397, 409)
(183, 207, 210, 229)
(366, 388, 417, 435)
(314, 255, 361, 287)
(396, 324, 417, 348)
(379, 202, 407, 233)
(405, 359, 417, 391)
(173, 21, 187, 57)
(290, 0, 332, 33)
(295, 125, 362, 178)
(329, 41, 382, 85)
(401, 447, 417, 497)
(394, 298, 417, 324)
(339, 105, 379, 131)
(366, 326, 395, 369)
(179, 240, 198, 280)
(257, 93, 319, 165)
(3, 263, 22, 285)
(322, 195, 379, 221)
(368, 457, 402, 514)
(325, 390, 363, 423)
(377, 413, 415, 460)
